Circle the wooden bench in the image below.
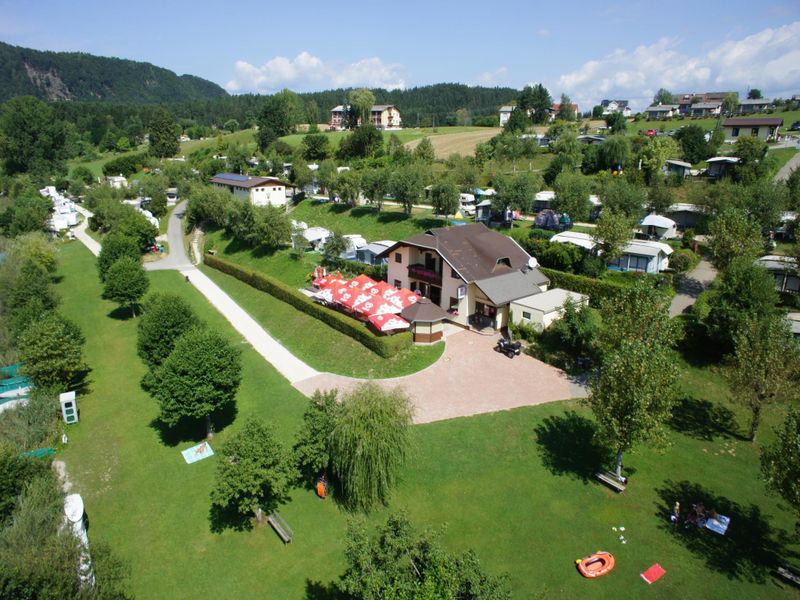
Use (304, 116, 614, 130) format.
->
(777, 564, 800, 588)
(594, 469, 627, 493)
(268, 512, 293, 544)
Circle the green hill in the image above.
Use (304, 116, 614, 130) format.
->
(0, 41, 228, 103)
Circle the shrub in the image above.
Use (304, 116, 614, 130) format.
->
(539, 267, 627, 307)
(669, 250, 692, 274)
(204, 254, 412, 357)
(102, 152, 150, 177)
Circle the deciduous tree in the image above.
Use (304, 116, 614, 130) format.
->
(362, 167, 390, 212)
(292, 390, 339, 484)
(148, 108, 179, 158)
(0, 96, 66, 176)
(148, 327, 242, 438)
(588, 339, 679, 478)
(708, 207, 763, 271)
(553, 171, 591, 221)
(211, 417, 295, 524)
(593, 209, 634, 263)
(348, 89, 376, 126)
(137, 293, 200, 368)
(729, 315, 800, 441)
(97, 233, 140, 281)
(761, 408, 800, 528)
(389, 164, 427, 215)
(18, 312, 86, 391)
(102, 257, 149, 317)
(430, 180, 460, 217)
(413, 137, 435, 163)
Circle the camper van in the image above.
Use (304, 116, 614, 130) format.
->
(459, 193, 476, 216)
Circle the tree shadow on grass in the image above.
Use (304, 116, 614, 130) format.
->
(533, 411, 611, 482)
(329, 203, 351, 215)
(377, 211, 410, 224)
(106, 305, 138, 321)
(677, 317, 721, 368)
(414, 217, 448, 230)
(304, 579, 344, 599)
(148, 401, 238, 447)
(668, 397, 743, 441)
(208, 502, 254, 534)
(655, 479, 797, 583)
(349, 206, 375, 219)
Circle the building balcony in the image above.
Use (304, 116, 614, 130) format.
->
(408, 264, 442, 285)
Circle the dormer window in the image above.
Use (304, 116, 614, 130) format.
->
(495, 257, 511, 268)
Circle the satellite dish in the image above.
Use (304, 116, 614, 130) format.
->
(528, 257, 539, 269)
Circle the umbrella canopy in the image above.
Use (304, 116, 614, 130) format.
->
(313, 271, 346, 288)
(368, 313, 410, 332)
(368, 280, 393, 296)
(313, 287, 335, 303)
(338, 286, 365, 310)
(350, 274, 377, 289)
(356, 297, 401, 317)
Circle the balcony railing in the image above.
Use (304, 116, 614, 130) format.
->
(408, 264, 442, 285)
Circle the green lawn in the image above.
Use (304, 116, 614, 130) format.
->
(623, 110, 800, 137)
(55, 242, 800, 599)
(768, 147, 799, 175)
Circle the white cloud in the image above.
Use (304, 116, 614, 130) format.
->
(555, 21, 800, 111)
(226, 52, 405, 93)
(478, 66, 508, 86)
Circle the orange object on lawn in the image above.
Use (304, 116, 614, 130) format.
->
(316, 478, 327, 499)
(576, 551, 615, 578)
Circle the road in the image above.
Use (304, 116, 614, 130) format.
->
(144, 201, 192, 271)
(73, 205, 101, 257)
(774, 150, 800, 182)
(669, 258, 717, 317)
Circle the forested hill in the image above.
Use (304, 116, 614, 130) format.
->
(0, 41, 228, 103)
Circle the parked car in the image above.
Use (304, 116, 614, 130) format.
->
(641, 129, 658, 137)
(790, 121, 800, 132)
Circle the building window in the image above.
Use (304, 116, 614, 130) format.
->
(451, 267, 459, 279)
(629, 255, 649, 272)
(393, 279, 401, 289)
(522, 311, 531, 320)
(731, 127, 739, 137)
(751, 128, 759, 136)
(448, 297, 459, 312)
(394, 252, 402, 263)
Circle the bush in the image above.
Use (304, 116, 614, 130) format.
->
(323, 257, 387, 282)
(539, 267, 627, 307)
(204, 254, 412, 357)
(102, 152, 150, 177)
(529, 228, 556, 240)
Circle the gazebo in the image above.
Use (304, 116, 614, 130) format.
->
(400, 297, 450, 343)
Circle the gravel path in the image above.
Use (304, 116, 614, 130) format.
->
(669, 258, 717, 317)
(73, 205, 101, 257)
(774, 150, 800, 182)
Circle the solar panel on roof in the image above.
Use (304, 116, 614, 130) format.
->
(215, 173, 250, 182)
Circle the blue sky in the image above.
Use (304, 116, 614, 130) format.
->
(2, 0, 800, 110)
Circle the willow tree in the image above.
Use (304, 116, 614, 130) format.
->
(332, 383, 413, 511)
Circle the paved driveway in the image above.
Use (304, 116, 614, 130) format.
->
(294, 330, 586, 424)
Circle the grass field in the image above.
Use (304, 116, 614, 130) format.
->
(54, 240, 800, 600)
(621, 110, 800, 136)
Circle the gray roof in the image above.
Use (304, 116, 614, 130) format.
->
(401, 297, 450, 323)
(361, 242, 393, 255)
(739, 98, 771, 105)
(691, 102, 721, 109)
(511, 288, 588, 313)
(474, 268, 549, 305)
(646, 104, 679, 111)
(665, 159, 692, 168)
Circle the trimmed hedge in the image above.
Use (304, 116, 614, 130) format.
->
(204, 254, 412, 357)
(102, 152, 151, 177)
(540, 267, 628, 307)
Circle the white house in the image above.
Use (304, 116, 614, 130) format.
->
(329, 105, 402, 130)
(510, 288, 589, 332)
(601, 99, 631, 117)
(644, 104, 679, 119)
(722, 117, 783, 142)
(499, 106, 515, 127)
(210, 173, 287, 207)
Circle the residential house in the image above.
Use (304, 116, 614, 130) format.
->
(638, 214, 678, 240)
(600, 100, 631, 117)
(510, 288, 589, 332)
(722, 117, 783, 142)
(689, 102, 722, 117)
(706, 156, 740, 178)
(676, 92, 732, 115)
(381, 223, 551, 330)
(663, 159, 693, 178)
(609, 240, 673, 273)
(329, 104, 402, 130)
(738, 98, 772, 114)
(498, 105, 515, 127)
(645, 104, 679, 119)
(756, 255, 799, 294)
(550, 102, 580, 121)
(210, 173, 287, 207)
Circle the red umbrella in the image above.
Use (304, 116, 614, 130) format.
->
(313, 271, 345, 288)
(351, 274, 377, 289)
(338, 286, 365, 310)
(357, 297, 401, 317)
(368, 280, 392, 296)
(368, 313, 410, 332)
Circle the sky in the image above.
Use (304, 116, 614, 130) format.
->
(2, 0, 800, 111)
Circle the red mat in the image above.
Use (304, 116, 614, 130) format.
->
(641, 563, 666, 584)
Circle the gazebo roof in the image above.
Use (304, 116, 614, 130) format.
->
(401, 297, 450, 323)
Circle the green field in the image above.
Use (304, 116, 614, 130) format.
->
(53, 240, 800, 599)
(622, 110, 800, 136)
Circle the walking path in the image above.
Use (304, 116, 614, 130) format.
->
(73, 205, 101, 257)
(774, 150, 800, 182)
(669, 258, 717, 317)
(73, 201, 586, 422)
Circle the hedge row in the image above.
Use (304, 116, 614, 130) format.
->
(102, 152, 151, 177)
(540, 267, 628, 307)
(204, 254, 412, 357)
